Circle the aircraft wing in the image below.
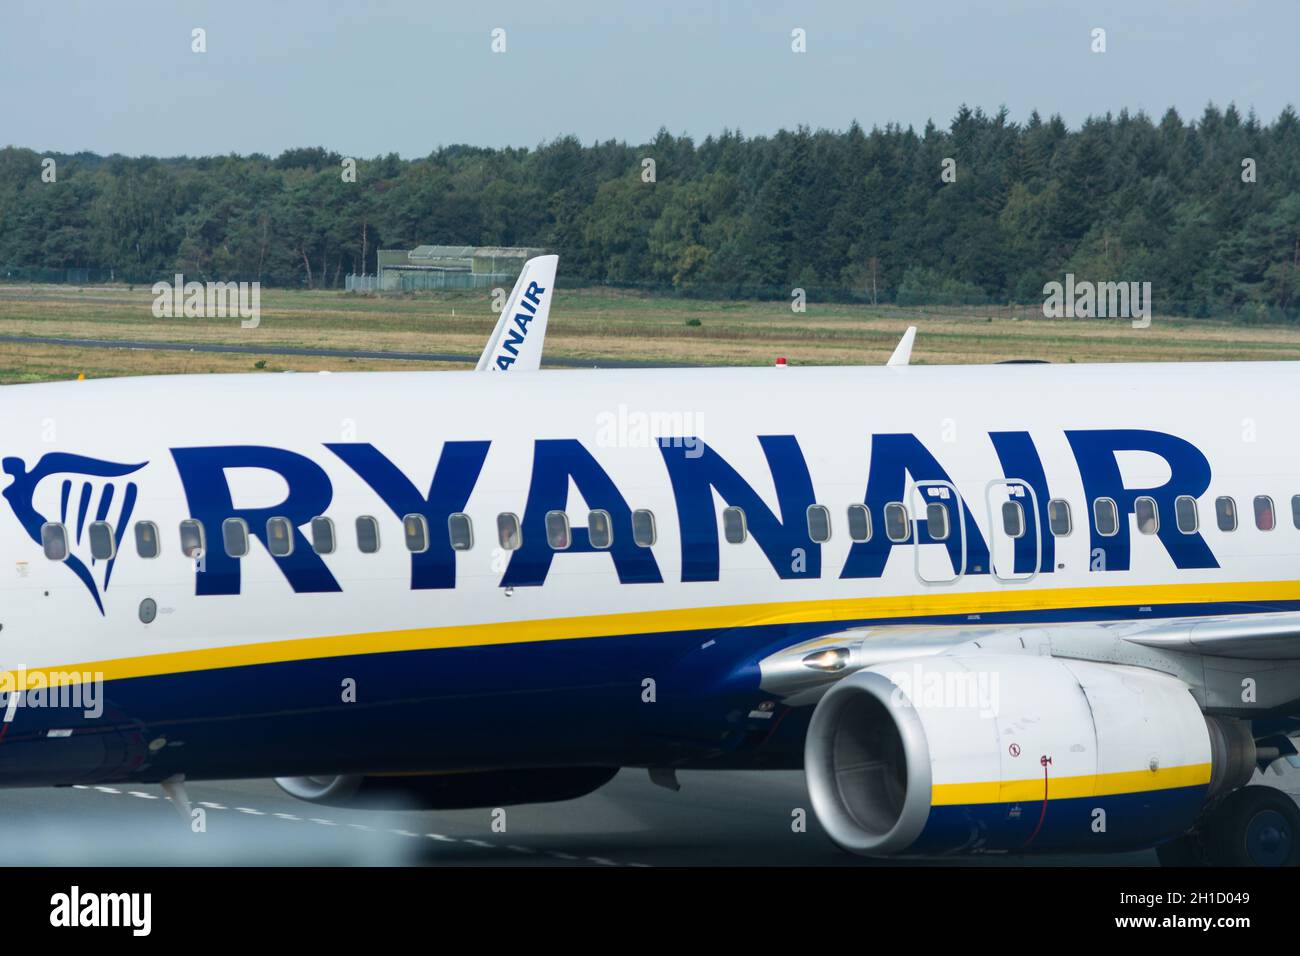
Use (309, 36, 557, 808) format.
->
(1120, 611, 1300, 659)
(475, 254, 558, 372)
(759, 611, 1300, 707)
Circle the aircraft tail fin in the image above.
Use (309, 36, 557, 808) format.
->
(476, 255, 558, 372)
(886, 326, 917, 367)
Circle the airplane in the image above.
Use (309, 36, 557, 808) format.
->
(0, 256, 1298, 867)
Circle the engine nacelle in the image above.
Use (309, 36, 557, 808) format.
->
(274, 766, 618, 810)
(805, 654, 1252, 856)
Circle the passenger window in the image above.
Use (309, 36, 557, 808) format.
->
(1001, 500, 1025, 539)
(497, 513, 522, 551)
(403, 514, 429, 553)
(1215, 496, 1237, 532)
(88, 520, 116, 561)
(1175, 496, 1199, 534)
(1134, 496, 1159, 535)
(806, 504, 831, 543)
(545, 511, 571, 550)
(1254, 495, 1275, 531)
(179, 519, 205, 558)
(134, 520, 160, 558)
(448, 513, 473, 551)
(1293, 495, 1300, 530)
(925, 502, 949, 541)
(884, 502, 909, 543)
(1047, 498, 1072, 537)
(222, 518, 250, 558)
(41, 522, 68, 561)
(631, 509, 656, 548)
(722, 506, 747, 544)
(266, 517, 295, 557)
(588, 510, 613, 549)
(846, 504, 872, 542)
(310, 516, 336, 554)
(1093, 498, 1118, 537)
(356, 515, 381, 554)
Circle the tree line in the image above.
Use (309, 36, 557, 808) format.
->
(1, 103, 1297, 317)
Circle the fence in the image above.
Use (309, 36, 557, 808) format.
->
(345, 273, 386, 292)
(346, 271, 515, 293)
(1, 266, 119, 284)
(0, 265, 259, 286)
(5, 265, 1298, 323)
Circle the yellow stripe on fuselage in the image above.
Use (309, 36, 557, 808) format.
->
(9, 577, 1300, 688)
(931, 762, 1213, 806)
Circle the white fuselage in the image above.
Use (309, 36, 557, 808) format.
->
(0, 362, 1295, 782)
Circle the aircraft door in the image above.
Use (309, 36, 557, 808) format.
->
(908, 480, 964, 585)
(986, 479, 1040, 583)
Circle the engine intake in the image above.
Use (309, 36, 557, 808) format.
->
(805, 654, 1252, 856)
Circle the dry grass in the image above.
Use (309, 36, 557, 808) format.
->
(2, 283, 1299, 385)
(0, 342, 461, 385)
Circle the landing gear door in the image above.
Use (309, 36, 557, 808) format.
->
(986, 479, 1040, 583)
(909, 480, 964, 585)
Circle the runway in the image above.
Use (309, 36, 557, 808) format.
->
(0, 769, 1161, 866)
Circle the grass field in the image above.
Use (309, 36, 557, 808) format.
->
(3, 283, 1300, 385)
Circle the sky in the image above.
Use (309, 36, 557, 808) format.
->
(1, 0, 1296, 158)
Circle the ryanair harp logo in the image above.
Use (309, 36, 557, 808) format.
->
(2, 454, 147, 614)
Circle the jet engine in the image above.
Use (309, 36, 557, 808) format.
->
(274, 766, 618, 810)
(804, 654, 1254, 856)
